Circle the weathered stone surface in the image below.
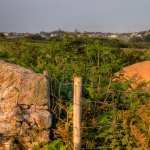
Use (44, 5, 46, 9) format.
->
(114, 61, 150, 89)
(119, 61, 150, 81)
(0, 60, 51, 149)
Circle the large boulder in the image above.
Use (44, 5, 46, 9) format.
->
(114, 61, 150, 89)
(0, 61, 51, 150)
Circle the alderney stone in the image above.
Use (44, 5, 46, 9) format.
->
(114, 61, 150, 89)
(0, 61, 51, 149)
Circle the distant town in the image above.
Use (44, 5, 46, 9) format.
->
(1, 29, 150, 41)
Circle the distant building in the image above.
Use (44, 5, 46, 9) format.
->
(130, 32, 143, 39)
(108, 34, 118, 39)
(50, 30, 65, 38)
(3, 32, 9, 37)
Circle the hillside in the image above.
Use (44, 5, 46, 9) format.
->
(0, 35, 150, 149)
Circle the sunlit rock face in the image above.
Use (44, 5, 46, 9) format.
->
(0, 61, 51, 150)
(114, 61, 150, 89)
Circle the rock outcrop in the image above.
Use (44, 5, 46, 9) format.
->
(0, 61, 51, 150)
(114, 61, 150, 89)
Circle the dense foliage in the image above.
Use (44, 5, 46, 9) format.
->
(1, 35, 150, 149)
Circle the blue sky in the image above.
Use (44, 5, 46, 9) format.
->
(0, 0, 150, 33)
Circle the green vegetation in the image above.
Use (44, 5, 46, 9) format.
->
(1, 35, 150, 149)
(34, 140, 66, 150)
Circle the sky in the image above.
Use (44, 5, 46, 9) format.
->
(0, 0, 150, 33)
